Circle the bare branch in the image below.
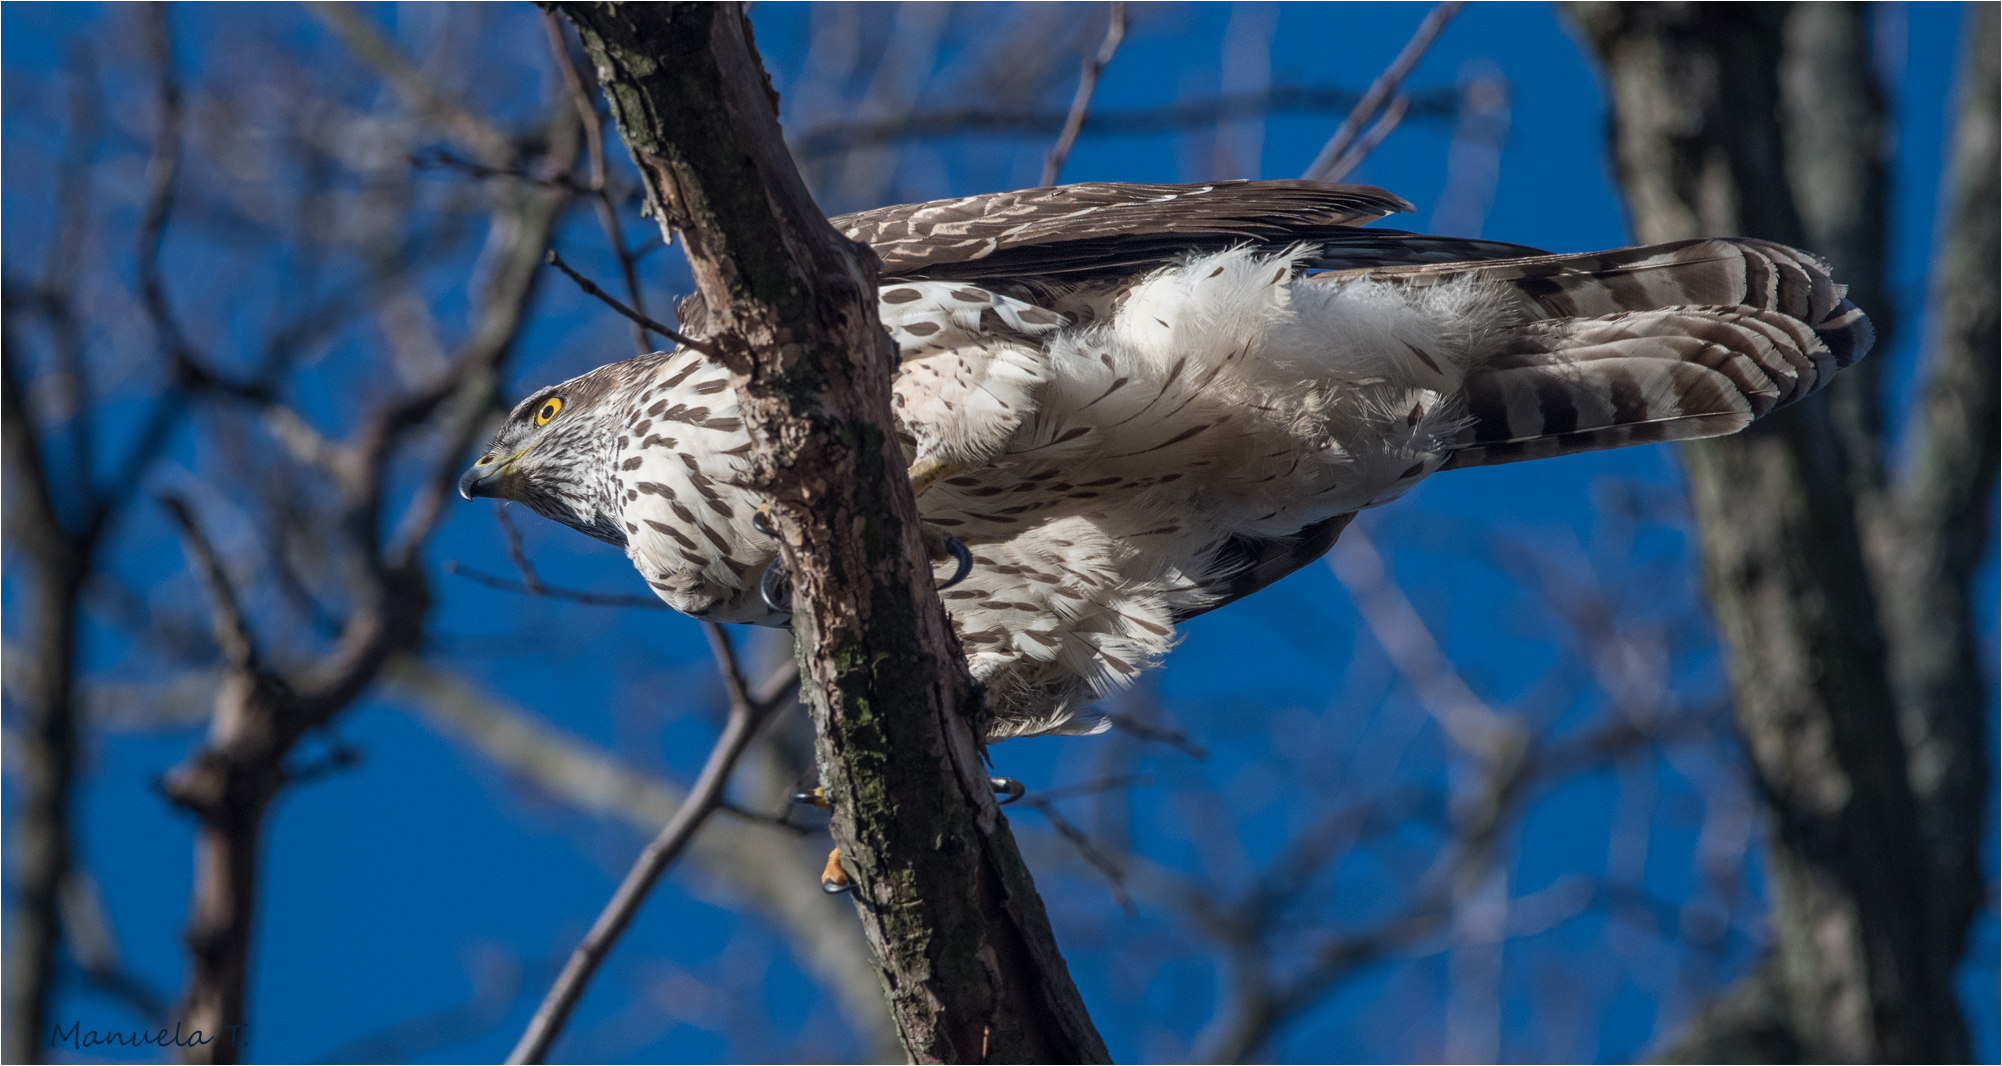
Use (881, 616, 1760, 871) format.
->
(1327, 526, 1520, 762)
(541, 9, 655, 357)
(702, 622, 758, 717)
(544, 248, 711, 354)
(1302, 1, 1466, 181)
(388, 657, 885, 1055)
(1105, 712, 1211, 759)
(493, 504, 545, 592)
(1042, 2, 1128, 186)
(444, 561, 670, 610)
(306, 1, 517, 166)
(1021, 797, 1135, 917)
(158, 496, 260, 673)
(790, 83, 1460, 161)
(1873, 0, 1999, 973)
(1319, 93, 1410, 183)
(507, 644, 781, 1064)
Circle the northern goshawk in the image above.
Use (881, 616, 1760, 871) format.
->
(459, 180, 1871, 740)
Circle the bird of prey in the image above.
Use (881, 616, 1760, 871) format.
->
(460, 180, 1870, 742)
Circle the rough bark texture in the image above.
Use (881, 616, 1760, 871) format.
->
(552, 5, 1108, 1062)
(1565, 3, 1996, 1062)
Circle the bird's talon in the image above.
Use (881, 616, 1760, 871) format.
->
(990, 776, 1025, 805)
(938, 537, 973, 589)
(820, 847, 852, 894)
(760, 563, 792, 613)
(789, 786, 830, 811)
(752, 507, 778, 539)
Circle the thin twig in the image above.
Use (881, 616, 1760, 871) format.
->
(1022, 796, 1136, 917)
(1327, 526, 1519, 762)
(544, 249, 712, 355)
(1024, 774, 1153, 806)
(506, 627, 780, 1064)
(702, 622, 757, 717)
(493, 504, 545, 593)
(307, 0, 515, 165)
(750, 657, 803, 712)
(443, 561, 672, 610)
(791, 83, 1458, 160)
(540, 11, 653, 357)
(407, 148, 588, 191)
(1321, 93, 1411, 183)
(1302, 0, 1465, 181)
(1105, 712, 1210, 760)
(1042, 1, 1128, 186)
(158, 496, 259, 672)
(717, 801, 814, 835)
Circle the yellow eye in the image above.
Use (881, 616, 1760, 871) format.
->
(534, 397, 563, 426)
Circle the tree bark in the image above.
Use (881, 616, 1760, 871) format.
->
(1870, 0, 1998, 987)
(551, 5, 1108, 1062)
(1564, 3, 1993, 1061)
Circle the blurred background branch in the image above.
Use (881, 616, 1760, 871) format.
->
(1565, 2, 1997, 1060)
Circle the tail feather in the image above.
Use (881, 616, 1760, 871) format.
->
(1344, 238, 1874, 470)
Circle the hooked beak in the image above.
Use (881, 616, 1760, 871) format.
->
(458, 452, 510, 500)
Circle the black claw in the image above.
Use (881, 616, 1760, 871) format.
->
(990, 776, 1025, 805)
(760, 563, 792, 613)
(821, 879, 854, 895)
(937, 537, 974, 590)
(752, 508, 778, 538)
(787, 789, 820, 806)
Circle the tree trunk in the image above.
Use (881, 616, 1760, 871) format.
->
(0, 345, 87, 1065)
(1564, 3, 1994, 1061)
(551, 4, 1108, 1062)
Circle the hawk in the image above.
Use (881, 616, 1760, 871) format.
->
(460, 180, 1870, 741)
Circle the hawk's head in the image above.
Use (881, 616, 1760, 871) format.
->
(458, 357, 659, 546)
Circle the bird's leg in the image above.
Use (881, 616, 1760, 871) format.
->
(754, 505, 964, 604)
(789, 780, 1022, 894)
(907, 456, 958, 499)
(906, 458, 977, 587)
(789, 787, 853, 894)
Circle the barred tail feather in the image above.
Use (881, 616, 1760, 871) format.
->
(1397, 238, 1872, 469)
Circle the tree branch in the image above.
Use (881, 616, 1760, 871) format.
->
(1302, 0, 1465, 181)
(159, 497, 261, 674)
(788, 82, 1460, 161)
(1563, 5, 1967, 1060)
(1872, 0, 1998, 979)
(553, 4, 1107, 1060)
(304, 1, 517, 166)
(540, 9, 657, 358)
(506, 630, 784, 1064)
(1041, 1, 1127, 186)
(543, 248, 713, 354)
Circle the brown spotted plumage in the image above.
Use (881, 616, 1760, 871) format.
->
(460, 181, 1870, 740)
